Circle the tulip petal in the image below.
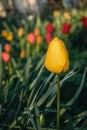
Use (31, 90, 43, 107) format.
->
(63, 51, 69, 72)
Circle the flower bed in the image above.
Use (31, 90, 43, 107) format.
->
(0, 8, 87, 130)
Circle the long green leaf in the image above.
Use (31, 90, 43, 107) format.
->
(34, 103, 41, 130)
(60, 67, 87, 116)
(26, 108, 37, 130)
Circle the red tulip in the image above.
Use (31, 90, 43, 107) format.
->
(82, 17, 87, 29)
(46, 23, 54, 34)
(27, 33, 36, 44)
(61, 22, 71, 34)
(46, 33, 52, 44)
(4, 43, 11, 53)
(2, 52, 10, 62)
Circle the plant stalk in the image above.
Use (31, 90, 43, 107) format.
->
(57, 74, 60, 130)
(0, 44, 2, 91)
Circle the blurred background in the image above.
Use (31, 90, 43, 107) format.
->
(0, 0, 87, 18)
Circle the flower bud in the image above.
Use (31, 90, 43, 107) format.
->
(4, 43, 11, 53)
(46, 23, 54, 34)
(27, 33, 36, 44)
(18, 27, 24, 37)
(45, 33, 52, 44)
(34, 27, 40, 36)
(2, 52, 10, 62)
(36, 35, 42, 44)
(44, 37, 69, 73)
(61, 22, 71, 34)
(20, 50, 25, 58)
(82, 16, 87, 29)
(6, 33, 13, 41)
(1, 30, 8, 37)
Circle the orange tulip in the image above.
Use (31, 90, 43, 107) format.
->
(34, 27, 40, 36)
(1, 30, 8, 37)
(20, 50, 25, 58)
(36, 35, 42, 44)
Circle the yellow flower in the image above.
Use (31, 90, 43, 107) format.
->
(44, 37, 69, 73)
(64, 12, 71, 19)
(1, 30, 8, 37)
(18, 27, 24, 37)
(53, 10, 60, 17)
(6, 32, 13, 41)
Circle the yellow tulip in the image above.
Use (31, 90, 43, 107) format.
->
(64, 12, 71, 19)
(1, 30, 8, 37)
(6, 33, 13, 41)
(53, 10, 60, 17)
(44, 37, 69, 73)
(18, 27, 24, 37)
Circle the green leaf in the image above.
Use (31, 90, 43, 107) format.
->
(26, 108, 37, 130)
(60, 67, 87, 116)
(34, 55, 45, 71)
(64, 119, 74, 130)
(34, 103, 41, 130)
(24, 57, 31, 81)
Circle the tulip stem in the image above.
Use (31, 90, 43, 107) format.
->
(57, 74, 60, 130)
(0, 44, 2, 91)
(26, 43, 30, 58)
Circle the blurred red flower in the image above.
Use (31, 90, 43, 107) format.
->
(82, 17, 87, 29)
(2, 52, 10, 62)
(27, 33, 36, 44)
(46, 33, 52, 44)
(61, 22, 71, 34)
(46, 23, 54, 34)
(4, 43, 11, 53)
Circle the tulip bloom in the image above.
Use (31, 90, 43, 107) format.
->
(61, 22, 71, 34)
(44, 37, 69, 73)
(82, 17, 87, 29)
(34, 27, 40, 36)
(27, 33, 36, 44)
(4, 43, 11, 53)
(6, 33, 13, 41)
(45, 33, 52, 44)
(46, 23, 54, 34)
(18, 27, 24, 37)
(36, 35, 42, 44)
(1, 30, 8, 37)
(2, 52, 10, 62)
(64, 12, 71, 19)
(20, 50, 25, 58)
(53, 10, 60, 17)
